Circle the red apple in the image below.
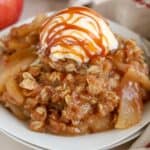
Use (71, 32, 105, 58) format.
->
(0, 0, 23, 29)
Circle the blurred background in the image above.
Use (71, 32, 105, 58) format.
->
(0, 0, 149, 39)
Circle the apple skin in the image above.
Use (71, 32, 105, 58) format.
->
(0, 0, 23, 29)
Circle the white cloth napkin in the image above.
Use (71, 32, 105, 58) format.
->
(68, 0, 110, 6)
(69, 0, 150, 6)
(129, 124, 150, 150)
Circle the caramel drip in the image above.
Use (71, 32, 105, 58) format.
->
(55, 7, 105, 22)
(40, 7, 109, 61)
(52, 42, 85, 61)
(49, 6, 105, 38)
(47, 23, 105, 55)
(72, 16, 83, 24)
(49, 35, 92, 58)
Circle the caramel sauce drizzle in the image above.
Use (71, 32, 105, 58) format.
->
(40, 7, 110, 61)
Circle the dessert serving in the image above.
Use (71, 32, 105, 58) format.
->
(0, 7, 150, 135)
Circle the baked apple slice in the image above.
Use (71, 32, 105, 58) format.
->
(115, 81, 143, 128)
(0, 49, 36, 92)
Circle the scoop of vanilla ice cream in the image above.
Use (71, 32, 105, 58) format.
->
(40, 7, 118, 64)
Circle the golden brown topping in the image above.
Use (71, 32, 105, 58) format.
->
(24, 97, 38, 110)
(40, 87, 50, 104)
(87, 75, 105, 95)
(29, 121, 45, 132)
(31, 106, 47, 121)
(19, 72, 39, 90)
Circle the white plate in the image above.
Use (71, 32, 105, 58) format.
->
(0, 12, 150, 150)
(109, 129, 143, 150)
(0, 125, 143, 150)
